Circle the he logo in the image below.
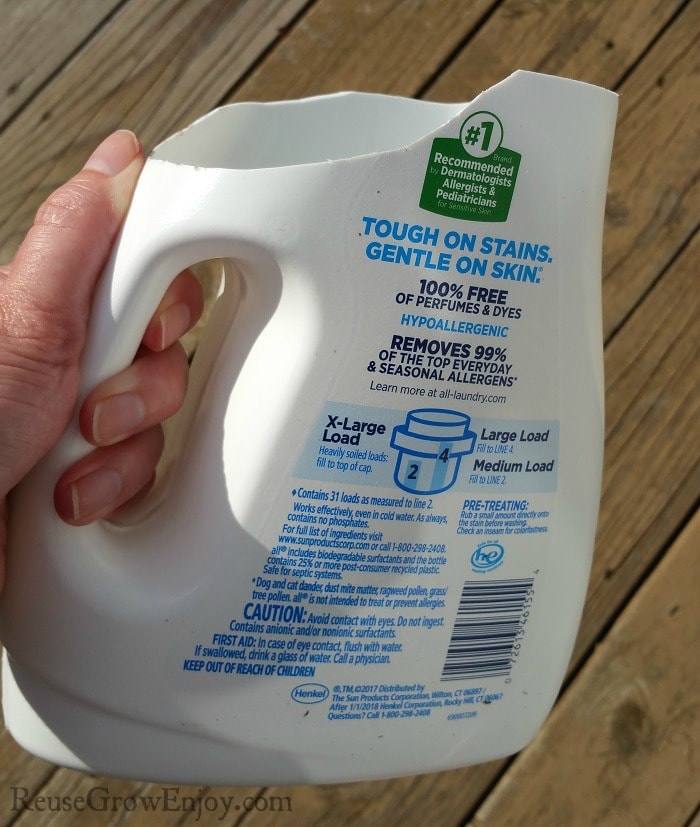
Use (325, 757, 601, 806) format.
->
(470, 542, 505, 573)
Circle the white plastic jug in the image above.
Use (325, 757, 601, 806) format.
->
(1, 71, 617, 784)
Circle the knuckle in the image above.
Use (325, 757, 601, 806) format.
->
(34, 177, 106, 233)
(33, 311, 86, 372)
(23, 300, 85, 374)
(0, 295, 84, 378)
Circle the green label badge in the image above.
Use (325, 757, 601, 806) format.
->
(420, 111, 520, 222)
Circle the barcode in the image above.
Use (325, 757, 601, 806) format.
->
(441, 577, 534, 681)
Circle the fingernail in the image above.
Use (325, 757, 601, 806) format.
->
(159, 302, 191, 350)
(68, 468, 122, 523)
(93, 392, 146, 445)
(83, 130, 140, 177)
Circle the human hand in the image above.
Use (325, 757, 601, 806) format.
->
(0, 130, 203, 591)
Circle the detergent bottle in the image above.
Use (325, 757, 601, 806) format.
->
(0, 71, 617, 784)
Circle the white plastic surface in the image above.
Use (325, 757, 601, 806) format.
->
(0, 71, 617, 784)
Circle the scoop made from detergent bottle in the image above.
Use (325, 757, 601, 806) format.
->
(0, 71, 616, 785)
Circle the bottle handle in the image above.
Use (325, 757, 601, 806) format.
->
(54, 159, 271, 474)
(3, 159, 292, 614)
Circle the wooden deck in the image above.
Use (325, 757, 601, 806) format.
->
(0, 0, 698, 824)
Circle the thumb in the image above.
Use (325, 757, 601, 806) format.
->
(0, 130, 144, 495)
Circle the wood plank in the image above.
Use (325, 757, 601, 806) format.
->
(0, 734, 53, 827)
(0, 0, 310, 263)
(576, 228, 699, 666)
(228, 0, 495, 101)
(0, 0, 696, 824)
(425, 0, 698, 341)
(469, 509, 700, 827)
(599, 2, 700, 339)
(686, 807, 700, 827)
(425, 0, 687, 99)
(194, 765, 507, 827)
(6, 772, 265, 827)
(0, 0, 123, 128)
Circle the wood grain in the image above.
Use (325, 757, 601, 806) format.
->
(0, 0, 123, 127)
(601, 0, 700, 338)
(576, 227, 699, 669)
(0, 0, 310, 263)
(470, 510, 700, 827)
(425, 0, 688, 100)
(229, 0, 496, 101)
(0, 0, 697, 824)
(424, 0, 699, 340)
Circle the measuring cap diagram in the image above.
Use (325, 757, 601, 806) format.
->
(390, 408, 477, 494)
